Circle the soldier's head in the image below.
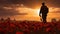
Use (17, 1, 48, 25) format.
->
(42, 2, 45, 6)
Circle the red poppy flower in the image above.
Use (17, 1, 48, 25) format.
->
(16, 32, 24, 34)
(46, 27, 51, 32)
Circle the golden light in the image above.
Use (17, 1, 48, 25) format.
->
(16, 7, 41, 17)
(13, 6, 60, 22)
(36, 9, 40, 16)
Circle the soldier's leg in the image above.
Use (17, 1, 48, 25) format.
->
(42, 15, 47, 23)
(42, 15, 45, 23)
(44, 17, 46, 23)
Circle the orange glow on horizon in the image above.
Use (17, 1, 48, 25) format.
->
(8, 7, 60, 22)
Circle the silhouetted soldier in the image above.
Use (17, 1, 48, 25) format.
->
(39, 2, 49, 23)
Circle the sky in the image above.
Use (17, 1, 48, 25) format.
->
(0, 0, 60, 22)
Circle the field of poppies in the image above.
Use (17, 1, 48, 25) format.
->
(0, 18, 60, 34)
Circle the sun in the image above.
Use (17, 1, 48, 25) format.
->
(36, 9, 40, 16)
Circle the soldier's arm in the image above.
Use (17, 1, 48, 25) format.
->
(39, 9, 40, 16)
(39, 7, 42, 16)
(40, 7, 42, 14)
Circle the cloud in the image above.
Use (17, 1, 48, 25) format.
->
(46, 0, 60, 8)
(0, 0, 60, 16)
(49, 8, 60, 13)
(0, 0, 60, 8)
(0, 6, 27, 16)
